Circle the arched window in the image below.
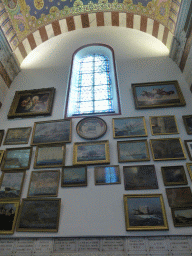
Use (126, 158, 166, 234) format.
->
(65, 44, 121, 117)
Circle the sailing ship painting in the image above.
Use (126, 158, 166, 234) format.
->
(124, 195, 168, 230)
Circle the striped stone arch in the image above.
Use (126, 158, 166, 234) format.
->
(14, 12, 174, 65)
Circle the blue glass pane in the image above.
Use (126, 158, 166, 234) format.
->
(95, 72, 109, 86)
(94, 86, 112, 100)
(94, 100, 112, 112)
(95, 60, 109, 72)
(79, 87, 93, 101)
(81, 74, 93, 87)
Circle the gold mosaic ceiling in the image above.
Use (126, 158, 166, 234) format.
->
(1, 0, 181, 47)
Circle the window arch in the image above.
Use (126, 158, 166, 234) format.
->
(65, 44, 121, 118)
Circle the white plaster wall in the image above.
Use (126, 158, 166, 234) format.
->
(0, 27, 192, 238)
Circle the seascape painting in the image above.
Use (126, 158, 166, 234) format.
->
(16, 199, 61, 232)
(166, 187, 192, 207)
(150, 116, 178, 135)
(113, 117, 147, 138)
(28, 170, 60, 197)
(0, 171, 25, 199)
(62, 167, 87, 187)
(4, 127, 32, 145)
(183, 115, 192, 135)
(124, 194, 168, 231)
(161, 166, 187, 186)
(172, 207, 192, 227)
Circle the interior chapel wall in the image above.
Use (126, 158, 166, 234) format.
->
(0, 28, 192, 238)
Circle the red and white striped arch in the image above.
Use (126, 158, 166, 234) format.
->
(14, 12, 174, 65)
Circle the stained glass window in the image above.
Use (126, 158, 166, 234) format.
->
(66, 45, 120, 117)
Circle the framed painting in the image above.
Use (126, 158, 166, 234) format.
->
(27, 170, 60, 197)
(1, 147, 32, 171)
(123, 194, 168, 231)
(182, 115, 192, 135)
(0, 150, 4, 165)
(184, 140, 192, 160)
(0, 171, 25, 200)
(132, 80, 186, 109)
(186, 163, 192, 181)
(171, 207, 192, 227)
(31, 119, 71, 145)
(166, 187, 192, 207)
(150, 138, 186, 161)
(0, 130, 4, 146)
(61, 166, 87, 187)
(117, 140, 150, 163)
(123, 165, 158, 190)
(94, 165, 121, 185)
(16, 198, 61, 232)
(7, 87, 55, 119)
(161, 166, 188, 186)
(76, 117, 107, 140)
(0, 201, 20, 234)
(3, 127, 32, 145)
(34, 144, 65, 169)
(112, 116, 147, 139)
(73, 140, 110, 165)
(149, 115, 179, 135)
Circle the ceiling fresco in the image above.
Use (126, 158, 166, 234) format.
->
(1, 0, 181, 42)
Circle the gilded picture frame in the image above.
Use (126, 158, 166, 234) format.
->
(31, 119, 71, 145)
(132, 80, 186, 109)
(182, 115, 192, 135)
(149, 115, 179, 135)
(94, 165, 121, 185)
(1, 147, 32, 171)
(184, 140, 192, 160)
(161, 166, 188, 186)
(7, 87, 55, 119)
(123, 194, 168, 231)
(3, 127, 32, 145)
(27, 170, 60, 197)
(0, 171, 26, 200)
(16, 198, 61, 232)
(150, 138, 186, 161)
(186, 163, 192, 181)
(34, 144, 65, 169)
(117, 140, 150, 163)
(0, 150, 4, 165)
(112, 116, 147, 139)
(0, 201, 20, 235)
(73, 140, 110, 165)
(0, 130, 4, 146)
(61, 166, 87, 187)
(171, 206, 192, 227)
(76, 117, 107, 140)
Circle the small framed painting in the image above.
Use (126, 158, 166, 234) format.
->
(27, 170, 60, 197)
(132, 80, 186, 109)
(34, 144, 65, 169)
(182, 115, 192, 135)
(61, 166, 87, 187)
(184, 140, 192, 160)
(117, 140, 150, 163)
(3, 127, 32, 145)
(150, 138, 186, 161)
(1, 147, 32, 171)
(94, 165, 121, 185)
(112, 116, 147, 139)
(0, 130, 4, 146)
(123, 165, 158, 190)
(166, 187, 192, 207)
(7, 87, 55, 119)
(0, 171, 26, 200)
(0, 201, 20, 234)
(186, 163, 192, 181)
(31, 119, 71, 145)
(171, 207, 192, 227)
(161, 166, 188, 186)
(76, 117, 107, 140)
(149, 115, 179, 135)
(73, 140, 110, 165)
(16, 198, 61, 232)
(123, 194, 168, 231)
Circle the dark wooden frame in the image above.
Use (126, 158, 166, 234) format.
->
(184, 140, 192, 160)
(8, 87, 55, 119)
(94, 165, 121, 185)
(149, 115, 179, 135)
